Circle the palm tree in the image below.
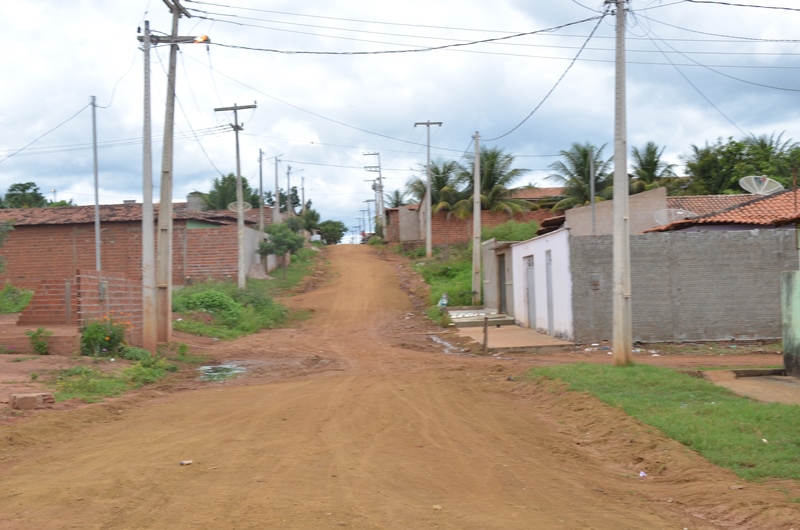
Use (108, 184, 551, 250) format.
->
(631, 142, 676, 183)
(548, 143, 613, 211)
(451, 147, 533, 218)
(405, 160, 465, 214)
(385, 189, 408, 208)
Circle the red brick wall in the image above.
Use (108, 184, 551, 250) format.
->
(17, 278, 77, 326)
(183, 225, 240, 282)
(17, 269, 144, 347)
(76, 270, 143, 348)
(431, 210, 551, 246)
(0, 221, 241, 290)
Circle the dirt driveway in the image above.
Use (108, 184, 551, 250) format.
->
(1, 245, 799, 529)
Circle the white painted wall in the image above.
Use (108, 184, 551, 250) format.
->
(510, 228, 573, 340)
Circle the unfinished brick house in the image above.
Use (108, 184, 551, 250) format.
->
(0, 202, 274, 351)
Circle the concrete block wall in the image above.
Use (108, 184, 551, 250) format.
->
(570, 229, 798, 343)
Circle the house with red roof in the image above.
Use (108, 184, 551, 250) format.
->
(481, 187, 798, 344)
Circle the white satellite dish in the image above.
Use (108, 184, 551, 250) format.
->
(228, 201, 253, 213)
(739, 175, 784, 195)
(653, 208, 698, 226)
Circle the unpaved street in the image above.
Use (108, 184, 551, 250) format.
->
(1, 245, 799, 529)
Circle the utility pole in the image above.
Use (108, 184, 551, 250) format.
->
(272, 155, 281, 223)
(285, 166, 303, 217)
(608, 0, 633, 366)
(214, 102, 257, 289)
(360, 209, 370, 234)
(301, 175, 306, 215)
(91, 95, 101, 273)
(363, 200, 375, 233)
(141, 21, 157, 352)
(258, 148, 264, 232)
(364, 152, 384, 236)
(589, 146, 596, 235)
(414, 121, 442, 257)
(138, 0, 208, 342)
(472, 132, 481, 306)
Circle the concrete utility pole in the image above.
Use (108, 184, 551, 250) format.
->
(91, 95, 101, 273)
(258, 148, 264, 232)
(363, 200, 375, 233)
(608, 0, 633, 366)
(214, 102, 257, 289)
(414, 121, 442, 258)
(589, 146, 596, 235)
(472, 132, 481, 306)
(360, 209, 370, 234)
(301, 175, 306, 215)
(272, 155, 281, 223)
(137, 0, 208, 342)
(141, 21, 157, 353)
(364, 152, 384, 235)
(285, 166, 303, 217)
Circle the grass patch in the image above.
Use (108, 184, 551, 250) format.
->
(48, 356, 179, 403)
(412, 244, 474, 307)
(528, 363, 800, 481)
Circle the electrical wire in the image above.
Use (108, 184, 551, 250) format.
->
(0, 104, 90, 164)
(682, 0, 800, 12)
(204, 16, 604, 56)
(486, 12, 608, 142)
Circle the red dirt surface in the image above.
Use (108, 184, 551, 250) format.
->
(1, 245, 799, 529)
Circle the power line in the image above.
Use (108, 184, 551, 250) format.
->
(0, 104, 90, 164)
(486, 12, 608, 141)
(682, 0, 800, 12)
(204, 16, 604, 55)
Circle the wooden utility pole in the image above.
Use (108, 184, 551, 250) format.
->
(608, 0, 633, 365)
(214, 102, 257, 289)
(414, 121, 442, 257)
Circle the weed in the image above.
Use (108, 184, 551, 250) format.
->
(25, 327, 53, 355)
(0, 283, 33, 314)
(30, 372, 38, 381)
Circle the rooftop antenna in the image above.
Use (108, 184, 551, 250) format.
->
(653, 208, 698, 226)
(739, 175, 784, 196)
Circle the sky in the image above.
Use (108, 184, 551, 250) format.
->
(0, 0, 798, 241)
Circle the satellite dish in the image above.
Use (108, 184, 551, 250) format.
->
(739, 175, 784, 195)
(654, 208, 698, 226)
(228, 201, 253, 213)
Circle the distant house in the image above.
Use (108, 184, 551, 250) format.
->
(482, 187, 799, 343)
(384, 187, 564, 248)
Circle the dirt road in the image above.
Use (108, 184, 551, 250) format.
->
(1, 245, 799, 529)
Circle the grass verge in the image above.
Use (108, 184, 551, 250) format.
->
(528, 363, 800, 481)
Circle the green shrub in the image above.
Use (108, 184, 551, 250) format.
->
(81, 315, 129, 357)
(119, 346, 151, 362)
(25, 327, 53, 355)
(0, 283, 33, 313)
(177, 291, 243, 326)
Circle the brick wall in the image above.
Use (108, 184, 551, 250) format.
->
(569, 229, 799, 343)
(17, 278, 77, 326)
(183, 225, 240, 282)
(76, 270, 144, 347)
(431, 210, 551, 246)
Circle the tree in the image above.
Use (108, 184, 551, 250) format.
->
(47, 199, 76, 207)
(452, 146, 533, 218)
(548, 143, 613, 211)
(681, 133, 800, 195)
(631, 142, 676, 186)
(4, 182, 47, 208)
(257, 222, 305, 279)
(300, 208, 321, 232)
(197, 174, 260, 211)
(405, 160, 465, 214)
(386, 189, 408, 208)
(318, 220, 347, 245)
(284, 216, 305, 233)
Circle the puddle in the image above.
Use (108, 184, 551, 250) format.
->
(429, 334, 463, 355)
(197, 363, 247, 381)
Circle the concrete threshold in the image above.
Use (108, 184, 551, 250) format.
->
(454, 324, 575, 354)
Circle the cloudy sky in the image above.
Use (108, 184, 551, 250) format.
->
(1, 0, 798, 239)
